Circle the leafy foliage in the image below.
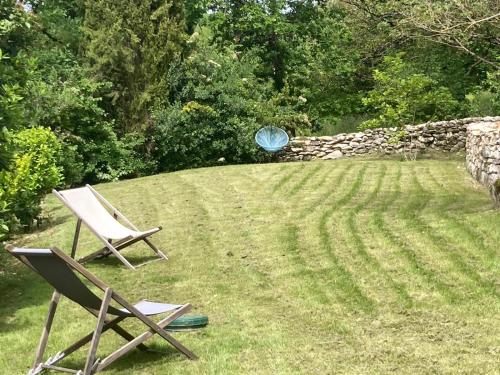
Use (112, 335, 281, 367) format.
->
(0, 127, 63, 228)
(83, 0, 186, 132)
(466, 71, 500, 116)
(5, 47, 146, 185)
(154, 28, 272, 171)
(0, 0, 32, 168)
(359, 54, 460, 129)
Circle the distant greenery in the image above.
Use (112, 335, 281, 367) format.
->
(0, 0, 499, 237)
(153, 28, 271, 171)
(359, 54, 460, 129)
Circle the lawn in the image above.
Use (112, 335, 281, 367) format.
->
(1, 157, 499, 374)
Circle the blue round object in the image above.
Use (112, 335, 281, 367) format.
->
(255, 126, 289, 153)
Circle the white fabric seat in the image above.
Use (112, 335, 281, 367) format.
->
(58, 187, 149, 240)
(121, 300, 182, 316)
(53, 185, 167, 270)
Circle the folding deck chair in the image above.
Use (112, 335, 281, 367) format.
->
(53, 184, 168, 270)
(5, 245, 197, 375)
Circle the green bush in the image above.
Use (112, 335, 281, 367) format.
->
(1, 127, 63, 228)
(261, 87, 315, 136)
(8, 47, 150, 185)
(154, 100, 264, 171)
(466, 71, 500, 116)
(153, 28, 274, 171)
(359, 54, 460, 129)
(0, 189, 12, 240)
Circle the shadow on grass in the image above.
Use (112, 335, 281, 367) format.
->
(89, 253, 162, 268)
(0, 251, 53, 333)
(0, 242, 159, 335)
(36, 213, 74, 232)
(104, 343, 183, 372)
(57, 342, 180, 373)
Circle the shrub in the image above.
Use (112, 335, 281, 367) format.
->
(261, 87, 315, 136)
(359, 53, 459, 129)
(15, 48, 150, 184)
(0, 189, 12, 240)
(153, 28, 274, 171)
(1, 127, 63, 228)
(154, 101, 264, 171)
(466, 71, 500, 116)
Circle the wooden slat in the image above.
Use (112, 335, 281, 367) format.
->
(42, 316, 127, 370)
(97, 304, 192, 371)
(70, 219, 82, 259)
(33, 291, 60, 369)
(144, 238, 168, 260)
(111, 294, 198, 361)
(84, 288, 112, 374)
(42, 364, 80, 374)
(135, 257, 164, 268)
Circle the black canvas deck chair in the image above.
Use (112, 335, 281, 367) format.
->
(53, 184, 168, 270)
(5, 245, 197, 375)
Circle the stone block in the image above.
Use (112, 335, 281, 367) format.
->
(323, 150, 343, 160)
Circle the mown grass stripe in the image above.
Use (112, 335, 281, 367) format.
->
(298, 162, 353, 219)
(288, 163, 325, 197)
(271, 163, 306, 194)
(425, 165, 498, 263)
(373, 163, 459, 303)
(345, 163, 413, 307)
(276, 162, 338, 305)
(410, 165, 499, 297)
(318, 164, 376, 313)
(307, 163, 336, 193)
(282, 223, 330, 304)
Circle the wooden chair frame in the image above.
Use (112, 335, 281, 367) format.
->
(6, 245, 197, 375)
(53, 184, 168, 270)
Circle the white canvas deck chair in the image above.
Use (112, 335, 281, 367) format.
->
(5, 245, 197, 375)
(53, 184, 167, 270)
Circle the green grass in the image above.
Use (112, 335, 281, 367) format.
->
(1, 157, 499, 374)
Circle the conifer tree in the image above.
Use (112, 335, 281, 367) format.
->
(83, 0, 186, 132)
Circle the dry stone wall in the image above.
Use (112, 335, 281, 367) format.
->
(466, 120, 500, 205)
(281, 117, 500, 162)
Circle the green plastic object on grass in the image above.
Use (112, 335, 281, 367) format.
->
(166, 314, 209, 331)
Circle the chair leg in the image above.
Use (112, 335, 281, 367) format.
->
(78, 241, 135, 270)
(84, 288, 112, 375)
(81, 237, 132, 262)
(77, 248, 112, 264)
(71, 219, 82, 259)
(144, 238, 168, 260)
(111, 324, 150, 351)
(84, 307, 150, 351)
(102, 243, 135, 270)
(113, 296, 198, 361)
(34, 316, 127, 372)
(96, 304, 195, 372)
(32, 291, 60, 371)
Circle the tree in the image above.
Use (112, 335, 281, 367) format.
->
(83, 0, 186, 132)
(340, 0, 500, 69)
(359, 54, 459, 129)
(153, 27, 274, 170)
(0, 0, 33, 168)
